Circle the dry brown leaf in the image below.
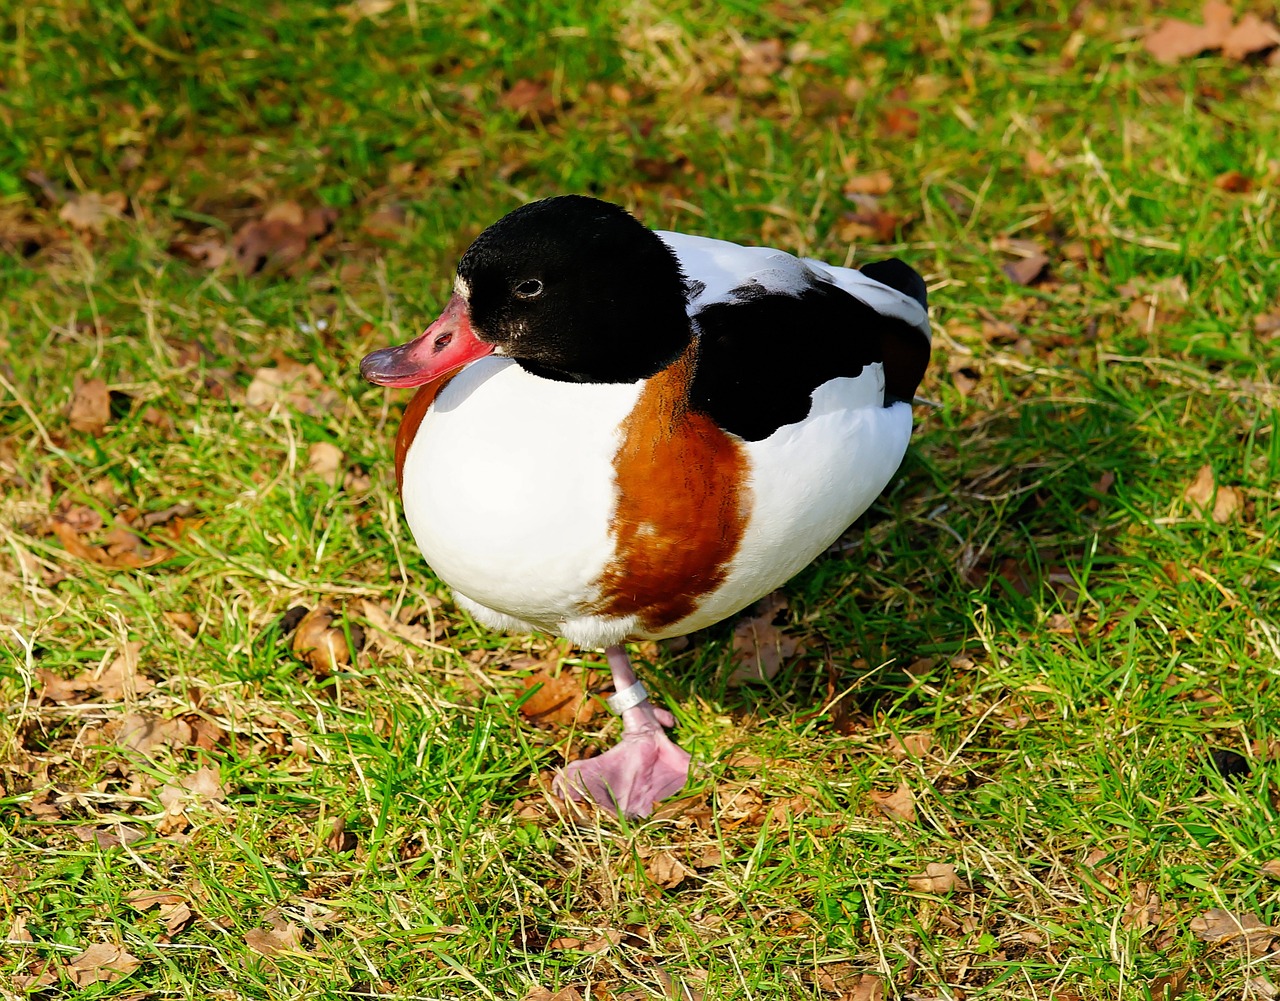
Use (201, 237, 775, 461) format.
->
(1144, 18, 1220, 63)
(849, 975, 885, 1001)
(1245, 978, 1279, 999)
(1025, 148, 1058, 177)
(158, 900, 194, 935)
(1261, 859, 1280, 880)
(1003, 252, 1050, 286)
(327, 816, 359, 854)
(869, 781, 916, 823)
(59, 191, 126, 233)
(728, 592, 802, 686)
(165, 610, 199, 635)
(66, 943, 140, 986)
(291, 604, 353, 674)
(1221, 13, 1280, 60)
(158, 766, 227, 811)
(644, 849, 692, 888)
(1183, 464, 1242, 523)
(907, 861, 964, 893)
(245, 922, 304, 957)
(39, 642, 154, 704)
(68, 377, 111, 434)
(126, 889, 185, 909)
(50, 516, 175, 569)
(1213, 170, 1252, 193)
(1150, 967, 1190, 1000)
(361, 204, 408, 239)
(233, 202, 336, 275)
(97, 641, 151, 699)
(519, 668, 598, 726)
(72, 824, 145, 848)
(838, 208, 903, 244)
(844, 170, 893, 196)
(115, 713, 193, 755)
(501, 79, 558, 121)
(888, 731, 933, 760)
(170, 235, 229, 269)
(359, 598, 434, 654)
(9, 914, 33, 942)
(1190, 907, 1275, 953)
(306, 442, 344, 484)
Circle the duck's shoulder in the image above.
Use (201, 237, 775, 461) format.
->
(655, 231, 931, 443)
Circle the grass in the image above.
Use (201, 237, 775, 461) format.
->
(2, 0, 1279, 998)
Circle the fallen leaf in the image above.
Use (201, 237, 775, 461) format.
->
(96, 641, 152, 699)
(359, 598, 435, 654)
(1150, 967, 1190, 1000)
(1144, 1, 1234, 63)
(1190, 907, 1275, 954)
(501, 79, 558, 122)
(643, 849, 692, 889)
(68, 377, 111, 434)
(66, 943, 140, 986)
(14, 964, 61, 991)
(888, 731, 933, 760)
(306, 442, 344, 484)
(844, 170, 893, 196)
(1025, 148, 1058, 177)
(728, 592, 802, 685)
(340, 0, 395, 20)
(169, 234, 229, 269)
(126, 889, 186, 909)
(1183, 464, 1242, 523)
(245, 922, 304, 957)
(869, 781, 916, 823)
(1221, 13, 1280, 60)
(739, 37, 785, 87)
(245, 359, 342, 415)
(291, 604, 354, 674)
(838, 208, 903, 244)
(50, 515, 175, 569)
(1261, 859, 1280, 880)
(327, 816, 359, 854)
(72, 824, 146, 848)
(158, 900, 194, 935)
(115, 713, 194, 755)
(907, 861, 964, 893)
(158, 766, 227, 810)
(519, 668, 598, 726)
(164, 610, 199, 635)
(1003, 252, 1050, 286)
(881, 103, 919, 137)
(59, 191, 126, 233)
(849, 975, 885, 1001)
(1214, 170, 1252, 193)
(233, 202, 336, 275)
(361, 204, 408, 239)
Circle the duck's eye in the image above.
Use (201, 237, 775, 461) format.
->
(513, 279, 544, 299)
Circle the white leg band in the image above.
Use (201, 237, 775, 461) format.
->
(606, 680, 648, 715)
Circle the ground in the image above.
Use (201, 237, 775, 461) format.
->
(1, 1, 1279, 999)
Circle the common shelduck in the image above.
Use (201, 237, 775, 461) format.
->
(361, 195, 930, 819)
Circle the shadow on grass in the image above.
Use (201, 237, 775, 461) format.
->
(695, 382, 1152, 724)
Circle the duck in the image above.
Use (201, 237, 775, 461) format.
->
(361, 195, 930, 819)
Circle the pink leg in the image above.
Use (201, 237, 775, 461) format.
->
(555, 645, 691, 818)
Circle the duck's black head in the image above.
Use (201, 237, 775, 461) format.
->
(457, 195, 691, 382)
(361, 196, 691, 388)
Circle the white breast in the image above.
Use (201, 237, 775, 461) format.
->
(400, 357, 643, 641)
